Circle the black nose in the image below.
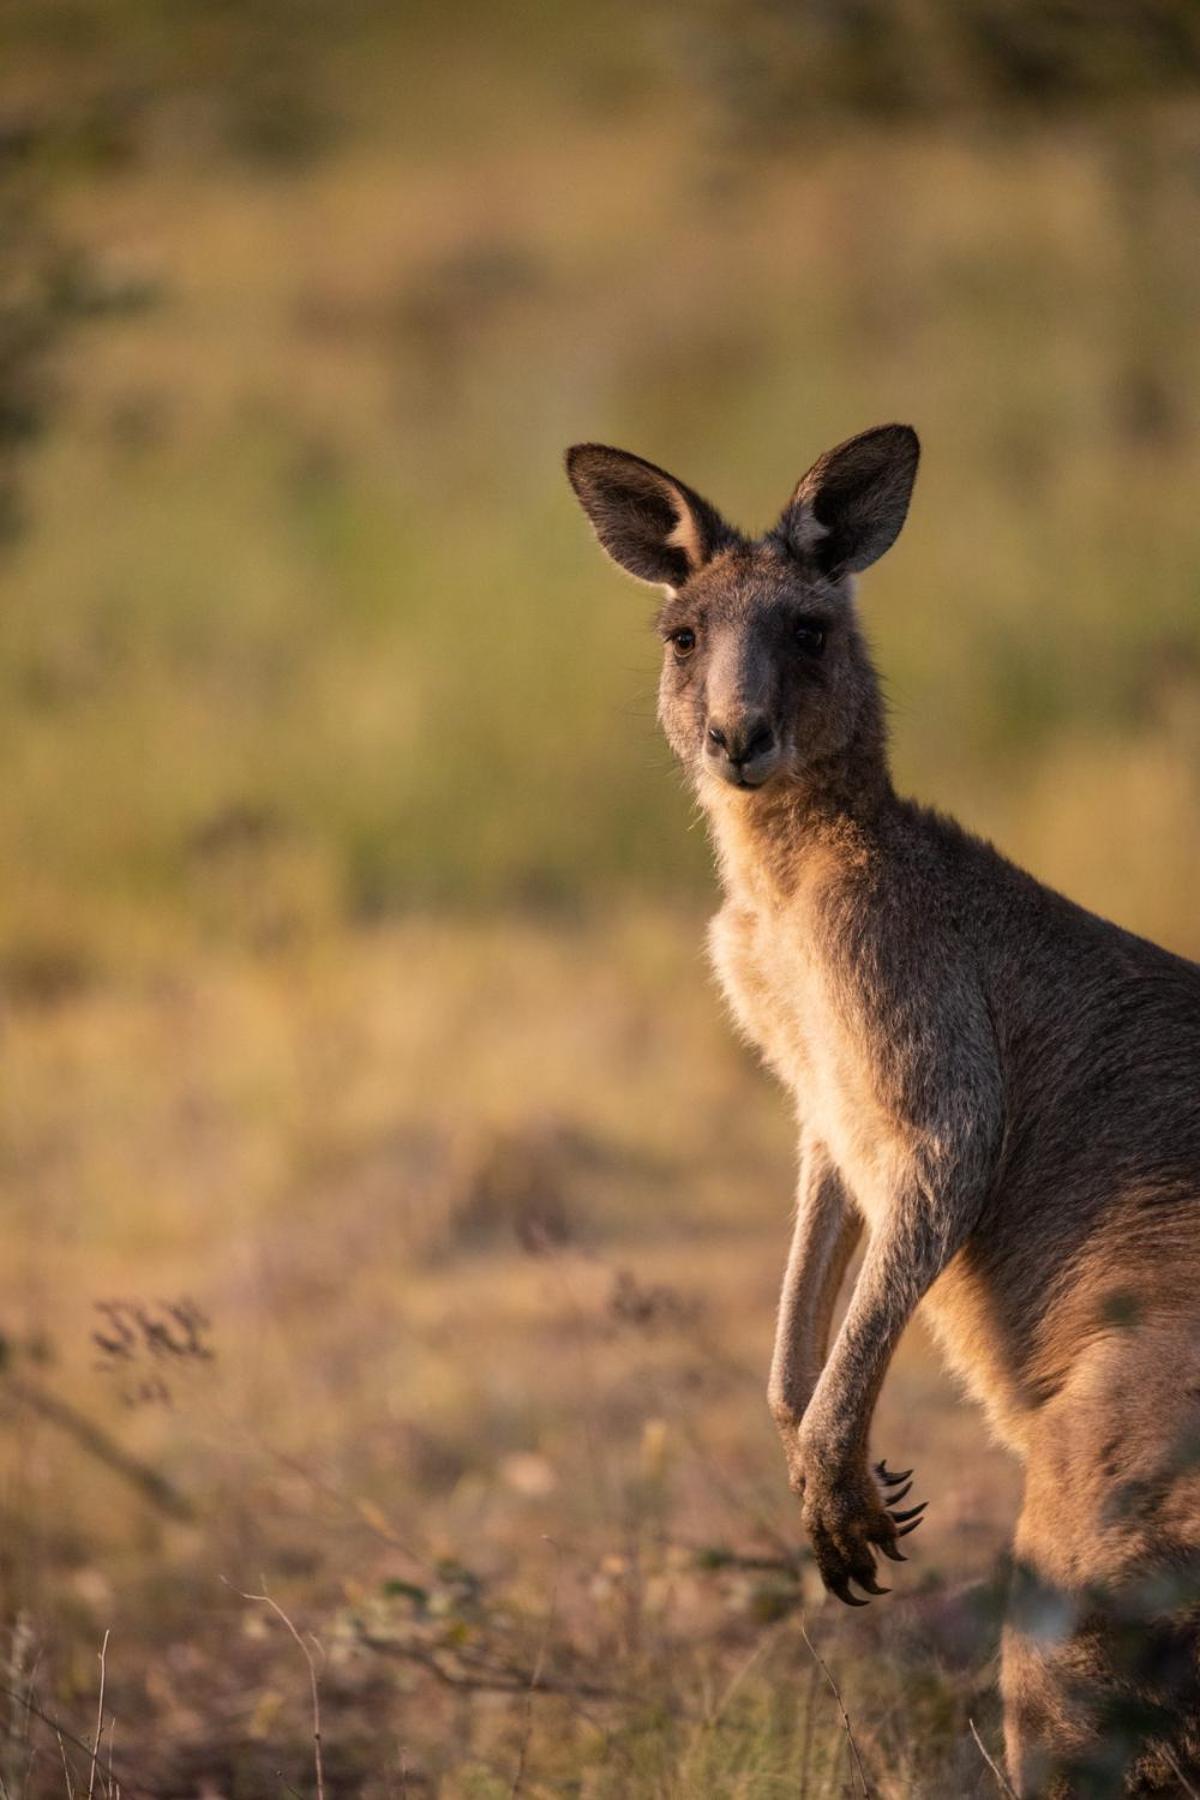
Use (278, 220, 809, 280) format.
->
(707, 716, 775, 766)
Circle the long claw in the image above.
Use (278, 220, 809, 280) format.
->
(856, 1573, 890, 1595)
(889, 1501, 927, 1525)
(883, 1479, 913, 1506)
(895, 1515, 926, 1538)
(829, 1576, 870, 1607)
(879, 1543, 908, 1562)
(874, 1462, 913, 1485)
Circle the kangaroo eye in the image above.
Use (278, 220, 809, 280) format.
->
(669, 627, 697, 659)
(794, 621, 826, 655)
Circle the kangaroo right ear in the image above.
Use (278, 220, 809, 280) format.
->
(565, 444, 735, 591)
(780, 424, 920, 575)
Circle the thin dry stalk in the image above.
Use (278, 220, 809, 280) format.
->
(816, 1722, 847, 1800)
(359, 1630, 616, 1702)
(674, 1411, 799, 1566)
(508, 1540, 561, 1799)
(1162, 1748, 1200, 1800)
(259, 1441, 427, 1573)
(56, 1728, 76, 1800)
(3, 1611, 35, 1797)
(969, 1717, 1017, 1797)
(797, 1618, 870, 1799)
(224, 1581, 325, 1800)
(0, 1683, 152, 1797)
(86, 1631, 108, 1800)
(676, 1631, 777, 1793)
(707, 1633, 771, 1730)
(798, 1653, 820, 1794)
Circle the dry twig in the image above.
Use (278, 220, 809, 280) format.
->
(223, 1581, 325, 1800)
(1162, 1748, 1200, 1800)
(56, 1728, 76, 1800)
(969, 1717, 1017, 1797)
(87, 1630, 108, 1800)
(357, 1629, 618, 1703)
(796, 1618, 870, 1798)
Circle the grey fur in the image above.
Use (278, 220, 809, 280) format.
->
(567, 427, 1200, 1796)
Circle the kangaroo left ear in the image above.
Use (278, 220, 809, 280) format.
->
(565, 444, 737, 591)
(779, 424, 920, 575)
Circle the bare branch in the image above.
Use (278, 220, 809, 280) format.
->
(2, 1377, 192, 1520)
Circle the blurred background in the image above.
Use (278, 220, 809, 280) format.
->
(2, 2, 1200, 1793)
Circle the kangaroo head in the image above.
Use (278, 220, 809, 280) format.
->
(566, 425, 919, 798)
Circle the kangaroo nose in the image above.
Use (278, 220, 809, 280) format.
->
(708, 715, 775, 767)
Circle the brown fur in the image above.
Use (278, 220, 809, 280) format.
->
(567, 427, 1200, 1795)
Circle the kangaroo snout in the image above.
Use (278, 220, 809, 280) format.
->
(705, 712, 779, 788)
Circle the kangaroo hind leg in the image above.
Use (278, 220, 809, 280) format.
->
(1002, 1329, 1200, 1797)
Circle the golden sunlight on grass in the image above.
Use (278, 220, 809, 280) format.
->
(2, 3, 1199, 1789)
(1, 912, 1017, 1792)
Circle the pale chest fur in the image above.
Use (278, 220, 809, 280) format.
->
(707, 894, 1029, 1447)
(706, 898, 906, 1230)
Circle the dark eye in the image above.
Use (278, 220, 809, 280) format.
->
(794, 620, 826, 655)
(669, 627, 696, 659)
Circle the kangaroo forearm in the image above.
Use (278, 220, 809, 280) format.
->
(801, 1204, 862, 1397)
(803, 1194, 977, 1462)
(768, 1149, 861, 1428)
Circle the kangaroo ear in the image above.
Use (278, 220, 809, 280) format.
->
(565, 444, 735, 590)
(779, 424, 920, 575)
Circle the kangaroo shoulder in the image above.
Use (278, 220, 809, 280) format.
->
(812, 836, 1003, 1126)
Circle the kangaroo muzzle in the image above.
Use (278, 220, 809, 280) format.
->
(705, 712, 780, 788)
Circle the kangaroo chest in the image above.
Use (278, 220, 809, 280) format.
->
(707, 899, 901, 1225)
(708, 889, 1032, 1448)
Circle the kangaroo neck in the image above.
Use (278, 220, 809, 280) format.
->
(704, 730, 897, 909)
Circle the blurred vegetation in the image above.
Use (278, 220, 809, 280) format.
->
(689, 0, 1200, 135)
(0, 2, 1199, 1789)
(0, 909, 1021, 1793)
(0, 0, 1197, 972)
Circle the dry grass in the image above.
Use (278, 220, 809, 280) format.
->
(1, 8, 1199, 1791)
(0, 908, 1020, 1794)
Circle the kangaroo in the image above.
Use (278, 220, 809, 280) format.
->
(566, 425, 1200, 1796)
